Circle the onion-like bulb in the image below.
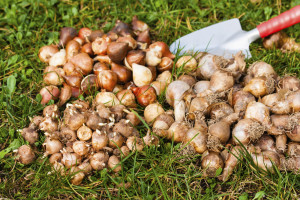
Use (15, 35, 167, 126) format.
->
(44, 138, 63, 155)
(92, 130, 108, 151)
(97, 70, 118, 92)
(77, 124, 92, 141)
(114, 146, 130, 158)
(196, 54, 227, 80)
(247, 61, 277, 78)
(166, 80, 190, 107)
(174, 100, 186, 122)
(108, 155, 122, 173)
(244, 101, 271, 126)
(287, 91, 300, 112)
(17, 145, 35, 164)
(207, 102, 234, 121)
(144, 103, 164, 124)
(113, 119, 134, 138)
(287, 142, 300, 157)
(43, 104, 60, 118)
(49, 49, 67, 67)
(243, 76, 275, 97)
(271, 100, 291, 114)
(116, 89, 136, 108)
(21, 127, 38, 144)
(286, 157, 300, 173)
(275, 134, 287, 153)
(143, 132, 159, 146)
(209, 70, 234, 93)
(70, 53, 93, 75)
(287, 125, 300, 142)
(43, 66, 65, 86)
(69, 166, 85, 185)
(184, 128, 207, 154)
(90, 151, 109, 170)
(167, 122, 189, 143)
(64, 112, 86, 131)
(232, 119, 264, 145)
(193, 81, 210, 94)
(60, 126, 77, 143)
(40, 86, 60, 105)
(108, 132, 125, 148)
(175, 56, 197, 73)
(78, 161, 93, 175)
(126, 136, 144, 151)
(251, 150, 280, 172)
(255, 135, 276, 152)
(151, 70, 172, 95)
(95, 91, 120, 107)
(278, 76, 300, 91)
(38, 45, 59, 63)
(219, 146, 243, 182)
(188, 97, 209, 119)
(230, 91, 255, 117)
(153, 113, 175, 138)
(132, 63, 152, 87)
(61, 152, 82, 168)
(58, 83, 72, 106)
(201, 151, 224, 177)
(261, 93, 280, 107)
(72, 141, 89, 156)
(49, 153, 62, 164)
(207, 113, 239, 151)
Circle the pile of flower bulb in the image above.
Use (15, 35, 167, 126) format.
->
(38, 16, 174, 107)
(17, 99, 158, 185)
(147, 52, 300, 181)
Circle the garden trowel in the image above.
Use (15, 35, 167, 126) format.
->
(170, 5, 300, 59)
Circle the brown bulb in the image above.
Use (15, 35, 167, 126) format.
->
(93, 62, 109, 76)
(89, 30, 105, 42)
(58, 83, 72, 106)
(97, 70, 118, 92)
(17, 145, 35, 165)
(59, 27, 77, 47)
(66, 40, 80, 61)
(178, 75, 197, 87)
(78, 27, 92, 41)
(132, 15, 149, 32)
(107, 31, 119, 41)
(63, 62, 81, 76)
(38, 45, 59, 63)
(132, 85, 157, 107)
(107, 42, 129, 63)
(92, 36, 111, 55)
(63, 75, 82, 88)
(124, 50, 146, 69)
(111, 20, 134, 37)
(73, 37, 85, 46)
(81, 74, 99, 94)
(81, 43, 94, 56)
(43, 66, 65, 86)
(117, 35, 137, 50)
(137, 30, 151, 45)
(149, 41, 175, 59)
(111, 62, 132, 84)
(116, 89, 136, 108)
(40, 86, 60, 105)
(157, 57, 173, 72)
(70, 53, 93, 75)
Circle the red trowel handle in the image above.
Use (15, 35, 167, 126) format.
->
(257, 5, 300, 38)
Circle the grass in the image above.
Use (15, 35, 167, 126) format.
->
(0, 0, 300, 199)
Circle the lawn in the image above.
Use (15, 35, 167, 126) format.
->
(0, 0, 300, 199)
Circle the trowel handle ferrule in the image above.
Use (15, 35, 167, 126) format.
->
(257, 5, 300, 38)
